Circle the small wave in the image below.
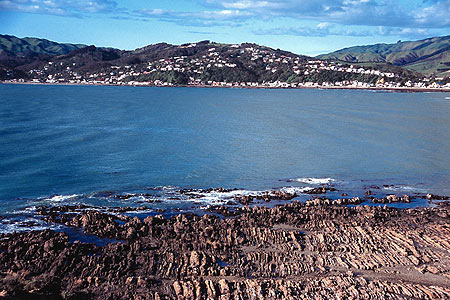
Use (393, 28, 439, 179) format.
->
(161, 185, 178, 190)
(289, 177, 335, 185)
(445, 97, 450, 100)
(0, 217, 63, 234)
(382, 185, 426, 193)
(279, 187, 313, 194)
(43, 194, 81, 202)
(144, 185, 179, 192)
(161, 186, 180, 193)
(188, 187, 312, 204)
(125, 209, 154, 215)
(188, 189, 261, 203)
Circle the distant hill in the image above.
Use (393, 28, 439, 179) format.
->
(0, 34, 423, 86)
(318, 36, 450, 78)
(0, 34, 86, 77)
(0, 34, 85, 58)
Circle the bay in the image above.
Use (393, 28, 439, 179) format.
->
(1, 84, 450, 230)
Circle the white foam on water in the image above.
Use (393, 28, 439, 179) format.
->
(290, 177, 335, 185)
(188, 187, 313, 204)
(23, 206, 37, 212)
(445, 97, 450, 100)
(382, 185, 426, 193)
(161, 186, 179, 192)
(279, 186, 313, 194)
(43, 194, 81, 202)
(125, 209, 154, 215)
(9, 206, 37, 215)
(0, 218, 63, 234)
(118, 194, 148, 201)
(188, 189, 262, 203)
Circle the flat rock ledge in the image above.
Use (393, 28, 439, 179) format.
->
(1, 201, 450, 299)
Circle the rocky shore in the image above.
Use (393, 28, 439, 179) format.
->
(1, 196, 450, 299)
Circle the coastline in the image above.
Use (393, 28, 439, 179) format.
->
(2, 80, 450, 93)
(1, 78, 450, 298)
(1, 196, 449, 299)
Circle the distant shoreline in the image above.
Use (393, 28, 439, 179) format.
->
(2, 81, 450, 93)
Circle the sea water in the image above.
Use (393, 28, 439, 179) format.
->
(1, 84, 450, 231)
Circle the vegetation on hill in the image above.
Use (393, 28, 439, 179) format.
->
(0, 34, 432, 87)
(0, 34, 86, 78)
(318, 36, 450, 77)
(0, 34, 85, 57)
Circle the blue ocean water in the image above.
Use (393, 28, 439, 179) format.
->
(1, 84, 450, 231)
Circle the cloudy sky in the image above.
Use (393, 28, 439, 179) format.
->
(1, 0, 449, 55)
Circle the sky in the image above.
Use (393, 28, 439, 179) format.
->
(0, 0, 449, 56)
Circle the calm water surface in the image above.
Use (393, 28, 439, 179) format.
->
(1, 84, 450, 231)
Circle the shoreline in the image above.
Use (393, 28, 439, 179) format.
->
(0, 184, 444, 234)
(1, 197, 449, 299)
(2, 80, 450, 93)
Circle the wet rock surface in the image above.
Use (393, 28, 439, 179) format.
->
(371, 194, 412, 204)
(234, 191, 297, 205)
(303, 186, 336, 194)
(426, 193, 450, 201)
(1, 200, 450, 299)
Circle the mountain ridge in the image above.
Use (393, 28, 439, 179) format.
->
(0, 34, 85, 58)
(318, 35, 450, 78)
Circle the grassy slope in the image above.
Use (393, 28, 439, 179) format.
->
(318, 36, 450, 77)
(0, 34, 86, 57)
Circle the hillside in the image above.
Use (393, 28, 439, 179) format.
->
(0, 34, 86, 78)
(0, 34, 85, 58)
(0, 34, 425, 88)
(12, 40, 316, 84)
(318, 36, 450, 77)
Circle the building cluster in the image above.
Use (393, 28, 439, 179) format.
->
(300, 60, 395, 78)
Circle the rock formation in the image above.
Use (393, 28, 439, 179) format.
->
(1, 200, 450, 299)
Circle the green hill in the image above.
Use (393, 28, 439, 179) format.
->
(0, 34, 86, 78)
(318, 36, 450, 78)
(0, 34, 85, 58)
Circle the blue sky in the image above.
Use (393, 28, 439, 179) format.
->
(0, 0, 449, 55)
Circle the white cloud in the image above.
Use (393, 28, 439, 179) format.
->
(219, 0, 273, 9)
(136, 8, 251, 27)
(254, 23, 373, 37)
(413, 0, 450, 28)
(377, 26, 431, 37)
(203, 0, 450, 29)
(317, 22, 331, 29)
(0, 0, 117, 16)
(0, 0, 448, 37)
